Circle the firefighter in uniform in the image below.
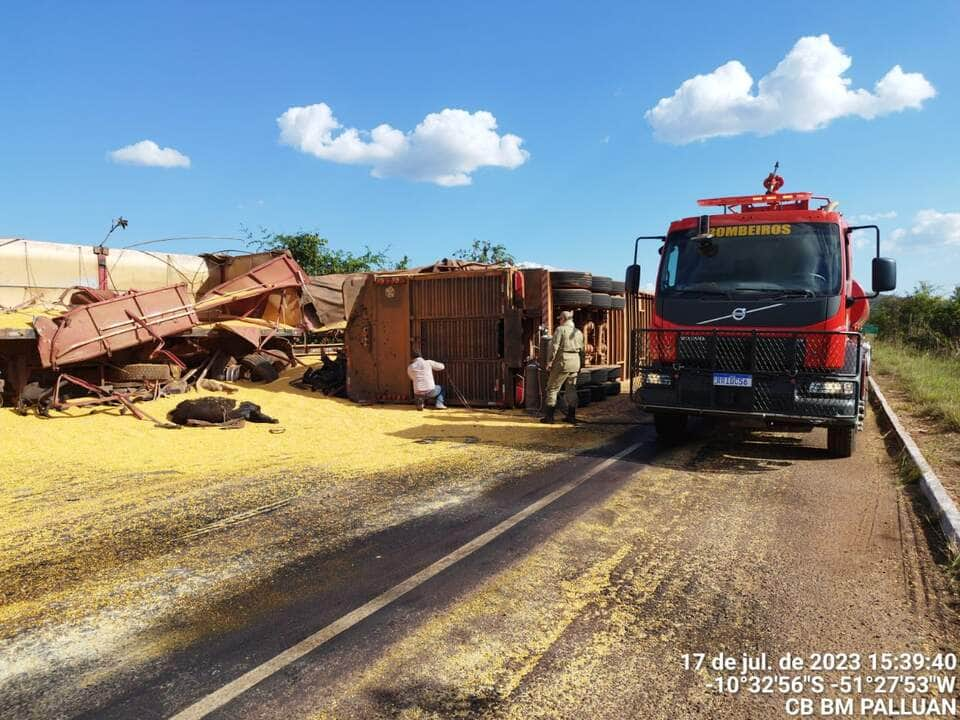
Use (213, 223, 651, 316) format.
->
(541, 310, 584, 424)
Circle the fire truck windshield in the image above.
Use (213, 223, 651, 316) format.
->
(659, 222, 841, 298)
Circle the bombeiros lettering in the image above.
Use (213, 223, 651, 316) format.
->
(711, 223, 792, 238)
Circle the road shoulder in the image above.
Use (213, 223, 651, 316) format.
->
(870, 374, 960, 552)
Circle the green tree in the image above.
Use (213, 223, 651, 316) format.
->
(245, 227, 409, 275)
(872, 282, 960, 357)
(454, 239, 515, 265)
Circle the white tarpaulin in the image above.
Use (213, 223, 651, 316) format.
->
(0, 238, 210, 309)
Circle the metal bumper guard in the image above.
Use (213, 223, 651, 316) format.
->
(630, 329, 863, 425)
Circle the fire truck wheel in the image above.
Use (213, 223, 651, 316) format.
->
(653, 413, 687, 441)
(827, 426, 856, 458)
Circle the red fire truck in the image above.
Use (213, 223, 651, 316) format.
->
(625, 172, 896, 457)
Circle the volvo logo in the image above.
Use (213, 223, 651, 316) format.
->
(696, 303, 786, 325)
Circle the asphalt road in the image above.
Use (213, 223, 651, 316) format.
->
(10, 410, 960, 719)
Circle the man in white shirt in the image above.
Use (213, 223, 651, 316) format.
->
(407, 351, 447, 410)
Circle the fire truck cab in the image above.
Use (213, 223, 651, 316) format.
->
(625, 181, 897, 457)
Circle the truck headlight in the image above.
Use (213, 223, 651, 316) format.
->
(644, 372, 673, 386)
(806, 381, 855, 396)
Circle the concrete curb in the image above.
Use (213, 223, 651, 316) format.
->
(869, 376, 960, 552)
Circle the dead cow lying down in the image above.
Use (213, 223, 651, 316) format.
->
(169, 397, 279, 427)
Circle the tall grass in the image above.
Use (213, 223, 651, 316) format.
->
(872, 341, 960, 432)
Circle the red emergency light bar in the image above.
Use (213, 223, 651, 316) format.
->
(697, 192, 814, 212)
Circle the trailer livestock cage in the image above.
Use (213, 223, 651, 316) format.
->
(344, 264, 653, 408)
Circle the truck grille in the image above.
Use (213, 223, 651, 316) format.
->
(640, 330, 860, 375)
(629, 328, 863, 420)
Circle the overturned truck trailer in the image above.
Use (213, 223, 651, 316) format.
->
(345, 267, 537, 407)
(343, 264, 654, 408)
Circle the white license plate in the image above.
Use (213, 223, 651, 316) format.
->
(713, 373, 752, 388)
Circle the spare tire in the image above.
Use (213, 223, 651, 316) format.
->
(590, 385, 607, 402)
(591, 275, 613, 292)
(609, 280, 625, 295)
(590, 367, 610, 384)
(603, 380, 621, 396)
(576, 369, 592, 388)
(576, 388, 592, 406)
(609, 295, 626, 309)
(239, 352, 280, 383)
(553, 288, 592, 308)
(550, 271, 592, 289)
(107, 363, 174, 382)
(591, 292, 612, 309)
(607, 366, 623, 381)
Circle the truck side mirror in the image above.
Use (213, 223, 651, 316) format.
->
(872, 257, 896, 293)
(625, 264, 641, 294)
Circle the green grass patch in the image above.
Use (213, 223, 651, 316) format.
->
(948, 550, 960, 580)
(872, 341, 960, 432)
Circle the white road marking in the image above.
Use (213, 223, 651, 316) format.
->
(169, 442, 644, 720)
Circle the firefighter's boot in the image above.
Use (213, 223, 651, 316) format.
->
(539, 405, 556, 424)
(563, 407, 578, 425)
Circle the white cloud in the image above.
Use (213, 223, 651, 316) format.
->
(108, 140, 191, 168)
(870, 209, 960, 251)
(646, 34, 935, 144)
(516, 261, 560, 271)
(904, 209, 960, 245)
(887, 228, 906, 250)
(277, 103, 528, 186)
(848, 211, 897, 223)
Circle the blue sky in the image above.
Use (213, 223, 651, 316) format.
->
(2, 1, 957, 295)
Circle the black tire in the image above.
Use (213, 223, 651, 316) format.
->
(591, 292, 612, 309)
(609, 296, 625, 309)
(107, 363, 173, 382)
(654, 413, 687, 441)
(239, 352, 280, 383)
(591, 275, 613, 292)
(576, 388, 592, 406)
(827, 426, 856, 458)
(553, 288, 592, 308)
(607, 366, 622, 381)
(550, 271, 592, 289)
(590, 385, 606, 402)
(576, 369, 592, 388)
(603, 380, 621, 396)
(609, 280, 625, 295)
(590, 367, 610, 384)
